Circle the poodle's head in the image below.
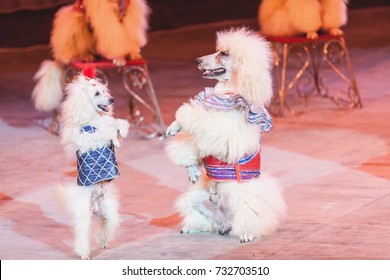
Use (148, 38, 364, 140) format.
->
(196, 27, 273, 107)
(61, 71, 114, 126)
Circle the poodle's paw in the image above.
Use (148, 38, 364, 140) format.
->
(81, 54, 95, 62)
(129, 52, 142, 61)
(218, 223, 232, 235)
(306, 31, 318, 40)
(186, 165, 201, 184)
(75, 243, 91, 260)
(112, 138, 121, 148)
(329, 28, 343, 36)
(113, 57, 126, 67)
(117, 119, 130, 139)
(239, 233, 255, 243)
(180, 228, 202, 234)
(100, 243, 112, 249)
(166, 121, 181, 136)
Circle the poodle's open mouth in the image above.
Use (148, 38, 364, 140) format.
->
(97, 104, 110, 112)
(201, 67, 226, 78)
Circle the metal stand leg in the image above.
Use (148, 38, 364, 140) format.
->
(50, 109, 59, 135)
(270, 43, 288, 116)
(268, 34, 362, 115)
(279, 43, 288, 116)
(123, 64, 166, 139)
(322, 37, 362, 108)
(271, 42, 311, 116)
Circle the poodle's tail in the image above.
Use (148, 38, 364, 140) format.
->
(31, 60, 65, 112)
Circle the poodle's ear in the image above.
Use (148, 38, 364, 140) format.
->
(216, 28, 273, 107)
(63, 85, 72, 95)
(61, 76, 96, 124)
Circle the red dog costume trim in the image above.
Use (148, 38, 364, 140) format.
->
(203, 150, 261, 182)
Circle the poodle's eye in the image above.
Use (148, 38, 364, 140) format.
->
(220, 51, 229, 56)
(95, 91, 100, 96)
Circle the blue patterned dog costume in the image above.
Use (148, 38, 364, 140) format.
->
(76, 125, 120, 186)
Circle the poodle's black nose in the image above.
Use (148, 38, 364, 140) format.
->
(195, 58, 202, 66)
(109, 98, 114, 104)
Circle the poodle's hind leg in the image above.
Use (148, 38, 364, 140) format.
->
(71, 191, 93, 260)
(175, 189, 215, 234)
(74, 215, 93, 260)
(95, 185, 120, 249)
(230, 189, 286, 243)
(180, 210, 214, 234)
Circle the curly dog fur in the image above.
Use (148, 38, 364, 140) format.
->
(165, 28, 286, 243)
(58, 68, 129, 259)
(259, 0, 348, 39)
(32, 0, 150, 114)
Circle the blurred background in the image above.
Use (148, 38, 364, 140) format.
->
(0, 0, 389, 48)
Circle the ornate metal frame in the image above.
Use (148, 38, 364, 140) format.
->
(267, 34, 362, 116)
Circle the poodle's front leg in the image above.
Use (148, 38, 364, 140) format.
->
(76, 126, 118, 152)
(165, 132, 200, 168)
(165, 122, 201, 183)
(166, 120, 181, 136)
(186, 165, 201, 184)
(115, 118, 130, 139)
(101, 118, 129, 148)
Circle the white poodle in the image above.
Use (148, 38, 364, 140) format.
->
(165, 28, 286, 243)
(32, 0, 150, 116)
(58, 66, 130, 259)
(259, 0, 348, 39)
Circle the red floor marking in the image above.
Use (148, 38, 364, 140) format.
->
(150, 212, 182, 228)
(0, 193, 13, 204)
(64, 170, 77, 178)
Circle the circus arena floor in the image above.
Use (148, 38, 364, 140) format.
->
(0, 7, 390, 261)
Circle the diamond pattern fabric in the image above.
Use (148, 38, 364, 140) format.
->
(76, 125, 120, 186)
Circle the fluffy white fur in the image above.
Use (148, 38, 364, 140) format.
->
(50, 5, 96, 64)
(59, 72, 129, 259)
(52, 0, 150, 63)
(259, 0, 348, 39)
(165, 28, 286, 243)
(32, 60, 64, 112)
(32, 0, 150, 113)
(56, 183, 119, 259)
(60, 74, 130, 155)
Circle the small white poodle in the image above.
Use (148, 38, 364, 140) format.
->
(165, 28, 286, 243)
(32, 0, 150, 116)
(58, 66, 130, 259)
(259, 0, 348, 39)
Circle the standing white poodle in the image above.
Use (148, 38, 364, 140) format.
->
(165, 28, 286, 243)
(259, 0, 348, 39)
(58, 66, 130, 259)
(32, 0, 150, 116)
